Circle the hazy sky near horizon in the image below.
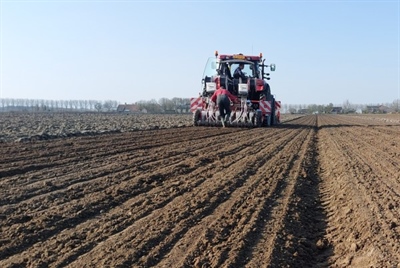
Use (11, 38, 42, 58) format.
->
(1, 0, 399, 105)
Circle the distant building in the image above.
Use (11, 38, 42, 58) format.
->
(117, 104, 141, 113)
(378, 105, 393, 113)
(298, 108, 309, 114)
(366, 105, 380, 113)
(330, 107, 343, 114)
(366, 105, 393, 114)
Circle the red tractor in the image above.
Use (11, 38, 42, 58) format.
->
(191, 51, 280, 127)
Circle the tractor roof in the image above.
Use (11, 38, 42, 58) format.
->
(216, 52, 262, 62)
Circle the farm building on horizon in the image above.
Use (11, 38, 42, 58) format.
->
(117, 104, 145, 113)
(330, 107, 343, 114)
(366, 105, 393, 114)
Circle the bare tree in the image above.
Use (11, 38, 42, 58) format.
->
(325, 103, 334, 113)
(158, 98, 175, 112)
(89, 100, 97, 110)
(79, 100, 86, 111)
(392, 99, 400, 112)
(343, 99, 352, 112)
(62, 100, 68, 110)
(103, 100, 115, 112)
(94, 102, 102, 112)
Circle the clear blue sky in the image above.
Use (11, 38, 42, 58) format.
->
(1, 0, 399, 105)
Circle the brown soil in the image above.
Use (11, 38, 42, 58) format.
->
(0, 114, 399, 267)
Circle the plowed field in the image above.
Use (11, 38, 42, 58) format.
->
(0, 114, 399, 267)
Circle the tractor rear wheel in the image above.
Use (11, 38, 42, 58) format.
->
(255, 110, 262, 127)
(270, 98, 276, 126)
(264, 84, 271, 100)
(193, 109, 201, 126)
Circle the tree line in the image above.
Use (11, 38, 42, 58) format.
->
(282, 99, 400, 114)
(0, 97, 191, 113)
(0, 97, 398, 114)
(0, 98, 119, 112)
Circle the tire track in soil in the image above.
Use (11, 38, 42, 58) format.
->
(317, 115, 400, 267)
(245, 117, 330, 268)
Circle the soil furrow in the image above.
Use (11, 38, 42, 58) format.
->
(0, 127, 293, 266)
(242, 118, 317, 267)
(0, 128, 284, 213)
(64, 127, 302, 265)
(156, 127, 311, 268)
(318, 123, 400, 267)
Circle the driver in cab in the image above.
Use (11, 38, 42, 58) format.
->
(233, 63, 247, 80)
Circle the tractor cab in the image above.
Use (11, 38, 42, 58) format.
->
(201, 52, 274, 102)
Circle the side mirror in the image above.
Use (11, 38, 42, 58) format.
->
(270, 64, 276, 71)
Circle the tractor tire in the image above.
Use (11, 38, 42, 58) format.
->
(270, 98, 276, 126)
(264, 83, 271, 100)
(255, 110, 262, 128)
(193, 109, 201, 126)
